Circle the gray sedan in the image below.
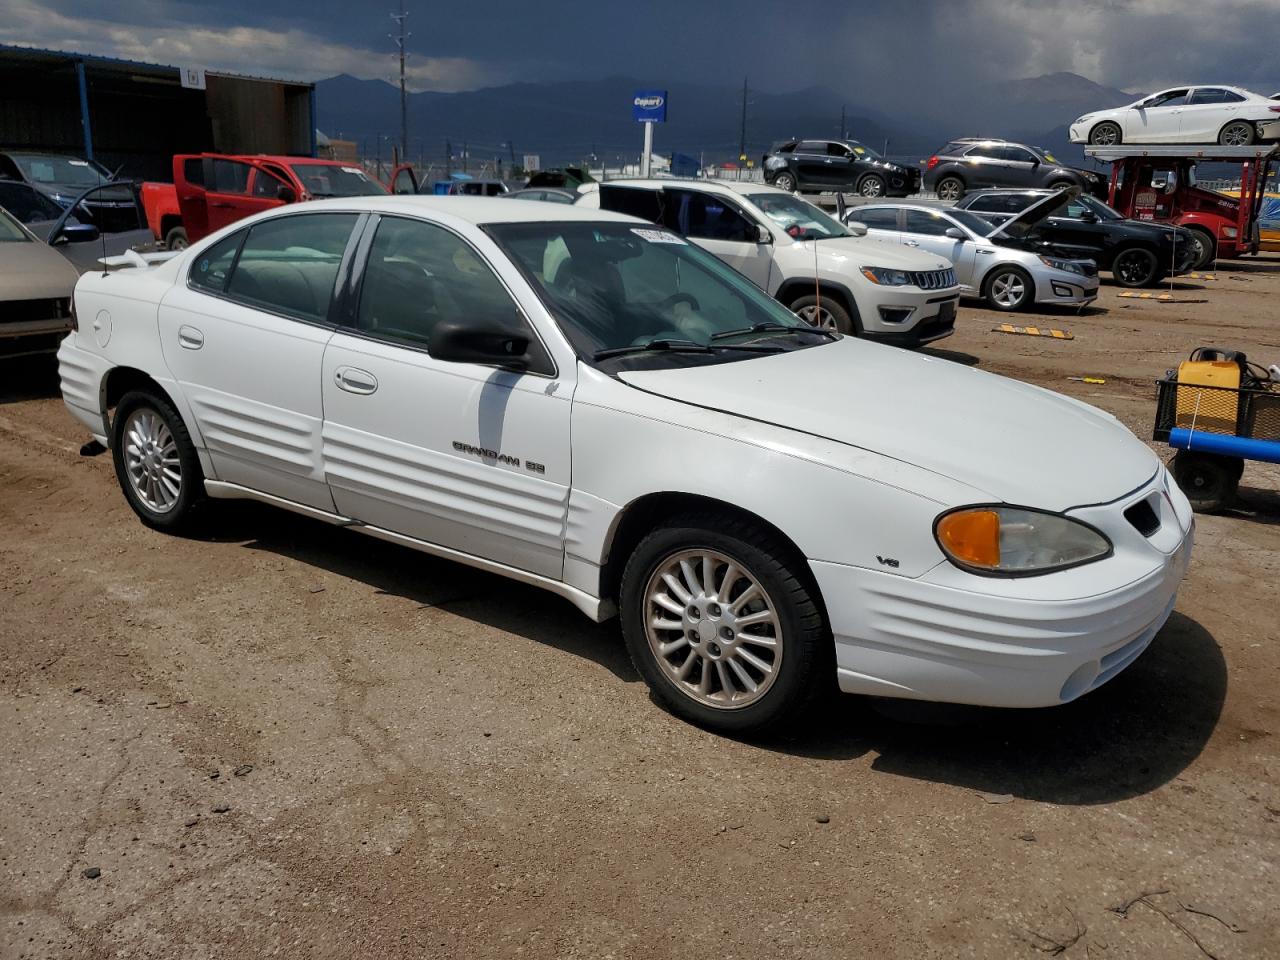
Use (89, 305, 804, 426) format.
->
(845, 195, 1099, 312)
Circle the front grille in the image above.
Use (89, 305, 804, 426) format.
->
(1, 297, 70, 325)
(911, 268, 957, 290)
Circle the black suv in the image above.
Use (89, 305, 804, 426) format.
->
(956, 188, 1198, 287)
(923, 139, 1105, 202)
(762, 139, 920, 198)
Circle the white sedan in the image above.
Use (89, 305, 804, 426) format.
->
(58, 197, 1193, 734)
(1071, 85, 1280, 146)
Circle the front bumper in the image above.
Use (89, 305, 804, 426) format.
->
(1068, 122, 1087, 143)
(857, 287, 960, 345)
(811, 471, 1194, 708)
(1032, 268, 1098, 306)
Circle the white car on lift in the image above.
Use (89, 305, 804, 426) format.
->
(59, 196, 1192, 734)
(575, 179, 961, 347)
(1070, 85, 1280, 146)
(848, 191, 1099, 311)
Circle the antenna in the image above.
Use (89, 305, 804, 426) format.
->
(390, 2, 410, 161)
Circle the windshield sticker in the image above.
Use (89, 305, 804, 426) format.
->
(630, 228, 686, 244)
(68, 160, 89, 166)
(853, 146, 866, 155)
(1043, 152, 1059, 163)
(341, 166, 365, 175)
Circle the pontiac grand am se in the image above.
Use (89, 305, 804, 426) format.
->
(58, 197, 1193, 733)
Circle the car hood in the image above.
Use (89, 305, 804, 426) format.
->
(807, 235, 951, 272)
(617, 338, 1156, 511)
(0, 240, 80, 299)
(986, 185, 1079, 240)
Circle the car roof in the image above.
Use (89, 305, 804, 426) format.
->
(587, 177, 793, 199)
(300, 194, 647, 226)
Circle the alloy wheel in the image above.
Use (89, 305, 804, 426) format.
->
(990, 271, 1026, 308)
(1114, 249, 1155, 286)
(936, 178, 963, 202)
(859, 176, 885, 198)
(775, 172, 796, 192)
(796, 303, 838, 330)
(1090, 123, 1120, 146)
(1220, 122, 1253, 147)
(122, 408, 182, 513)
(643, 548, 783, 709)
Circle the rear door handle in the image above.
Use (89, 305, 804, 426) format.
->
(178, 325, 204, 349)
(334, 366, 378, 395)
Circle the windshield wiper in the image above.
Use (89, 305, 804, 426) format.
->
(710, 321, 836, 342)
(593, 338, 782, 361)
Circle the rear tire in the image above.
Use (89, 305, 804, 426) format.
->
(1112, 246, 1159, 287)
(935, 176, 964, 202)
(1089, 121, 1122, 146)
(857, 173, 886, 198)
(619, 512, 831, 735)
(788, 293, 855, 335)
(1170, 451, 1239, 513)
(111, 390, 205, 533)
(164, 226, 188, 251)
(1218, 121, 1255, 147)
(982, 265, 1033, 311)
(773, 171, 797, 192)
(1184, 227, 1216, 270)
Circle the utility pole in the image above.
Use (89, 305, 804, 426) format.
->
(445, 138, 452, 176)
(508, 141, 516, 175)
(391, 2, 410, 161)
(462, 142, 468, 173)
(738, 75, 748, 166)
(840, 104, 846, 140)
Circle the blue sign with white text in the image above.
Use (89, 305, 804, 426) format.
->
(632, 90, 667, 123)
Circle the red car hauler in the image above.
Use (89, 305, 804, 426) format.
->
(1085, 143, 1278, 269)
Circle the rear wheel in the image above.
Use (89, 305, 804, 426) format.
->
(983, 265, 1033, 311)
(1089, 121, 1122, 146)
(935, 176, 964, 202)
(1047, 179, 1076, 191)
(619, 513, 830, 734)
(164, 226, 188, 251)
(1170, 451, 1239, 513)
(1218, 121, 1255, 147)
(1184, 227, 1216, 270)
(857, 173, 886, 198)
(111, 390, 205, 532)
(1112, 246, 1159, 287)
(773, 171, 797, 192)
(789, 293, 854, 335)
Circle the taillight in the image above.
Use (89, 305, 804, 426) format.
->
(69, 293, 78, 332)
(926, 155, 940, 170)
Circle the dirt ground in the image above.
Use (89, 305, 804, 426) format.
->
(2, 255, 1279, 960)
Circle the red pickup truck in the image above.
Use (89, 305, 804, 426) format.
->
(141, 154, 389, 248)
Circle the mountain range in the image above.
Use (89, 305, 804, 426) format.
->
(314, 71, 1137, 170)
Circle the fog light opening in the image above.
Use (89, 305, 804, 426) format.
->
(1059, 660, 1100, 702)
(1052, 282, 1074, 298)
(878, 306, 913, 324)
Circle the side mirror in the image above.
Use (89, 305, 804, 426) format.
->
(754, 223, 773, 245)
(1163, 172, 1178, 194)
(944, 227, 966, 240)
(429, 319, 530, 370)
(54, 222, 100, 245)
(845, 220, 868, 237)
(277, 185, 298, 203)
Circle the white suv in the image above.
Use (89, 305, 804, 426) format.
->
(576, 179, 961, 346)
(58, 197, 1192, 734)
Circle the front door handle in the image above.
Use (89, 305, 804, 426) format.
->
(178, 325, 204, 349)
(334, 366, 378, 395)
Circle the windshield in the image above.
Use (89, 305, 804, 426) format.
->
(0, 181, 64, 222)
(486, 221, 820, 363)
(287, 164, 387, 198)
(1077, 195, 1124, 220)
(10, 154, 113, 186)
(745, 193, 850, 240)
(0, 208, 31, 242)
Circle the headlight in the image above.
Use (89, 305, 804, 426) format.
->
(934, 506, 1111, 576)
(861, 266, 912, 285)
(1222, 227, 1238, 239)
(1039, 255, 1085, 275)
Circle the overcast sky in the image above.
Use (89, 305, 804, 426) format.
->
(2, 0, 1278, 104)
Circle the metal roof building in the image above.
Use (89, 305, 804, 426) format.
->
(0, 44, 316, 181)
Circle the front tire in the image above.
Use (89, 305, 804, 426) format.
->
(111, 390, 205, 532)
(1089, 121, 1122, 146)
(935, 176, 964, 202)
(164, 226, 188, 251)
(788, 293, 855, 335)
(1112, 246, 1159, 287)
(857, 173, 886, 198)
(983, 265, 1033, 311)
(773, 171, 797, 192)
(1170, 451, 1239, 513)
(1218, 121, 1255, 147)
(619, 513, 830, 734)
(1184, 227, 1216, 270)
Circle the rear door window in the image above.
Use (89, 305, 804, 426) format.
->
(598, 185, 664, 224)
(850, 207, 900, 229)
(963, 144, 1001, 160)
(210, 159, 252, 194)
(1188, 87, 1245, 105)
(222, 213, 358, 322)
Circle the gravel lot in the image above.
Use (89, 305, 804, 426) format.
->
(2, 255, 1278, 959)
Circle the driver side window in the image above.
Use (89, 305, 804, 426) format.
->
(903, 210, 952, 236)
(667, 190, 754, 243)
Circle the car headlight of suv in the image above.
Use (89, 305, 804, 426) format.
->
(860, 266, 912, 285)
(1039, 255, 1086, 275)
(934, 506, 1111, 576)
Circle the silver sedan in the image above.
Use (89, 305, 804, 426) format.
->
(845, 199, 1098, 312)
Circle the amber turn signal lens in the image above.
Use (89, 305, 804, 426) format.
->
(936, 509, 1001, 568)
